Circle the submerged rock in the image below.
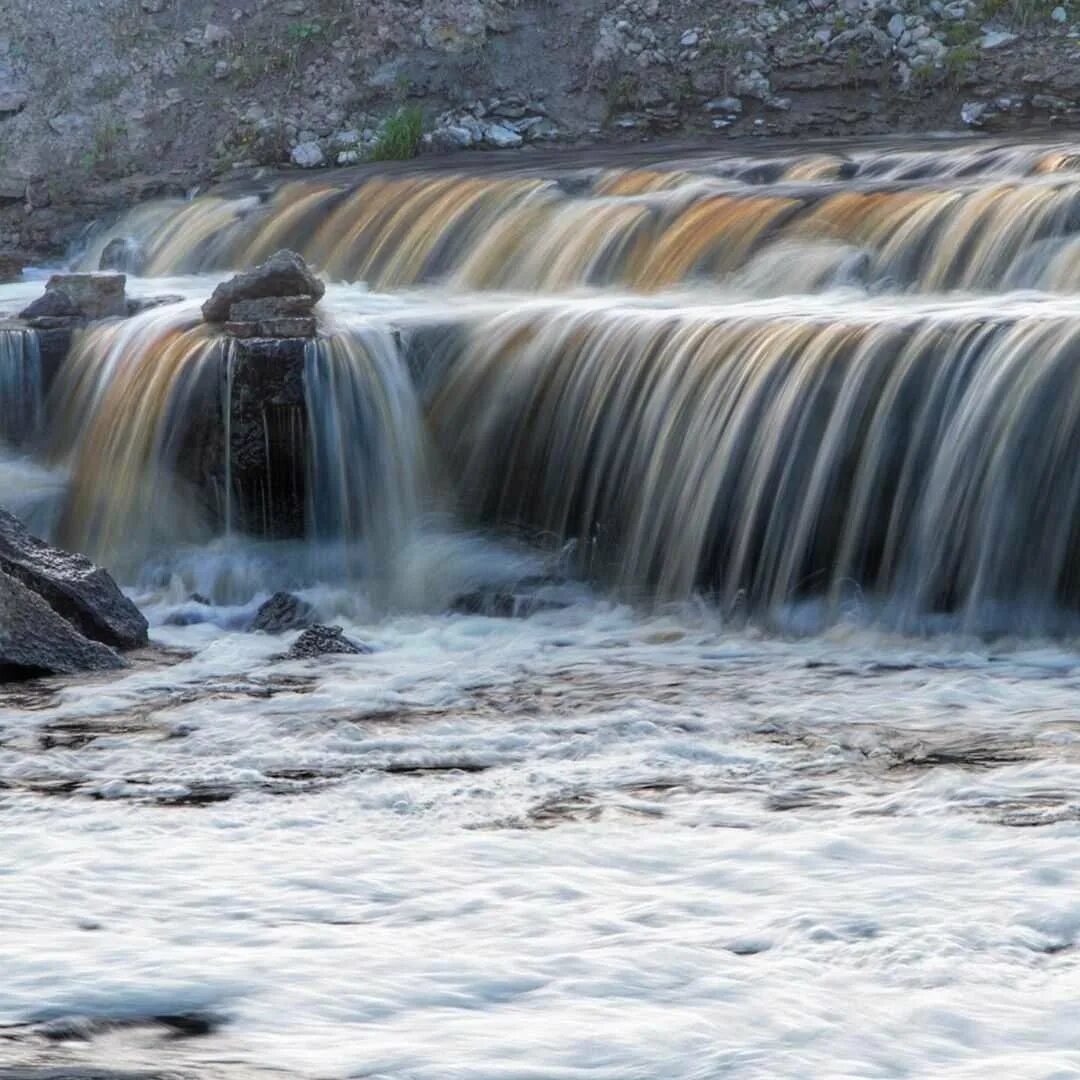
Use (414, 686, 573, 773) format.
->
(202, 250, 325, 323)
(0, 568, 123, 680)
(449, 577, 571, 618)
(250, 591, 316, 633)
(285, 625, 371, 659)
(0, 508, 148, 650)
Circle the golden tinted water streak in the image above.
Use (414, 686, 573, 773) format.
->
(80, 161, 1080, 293)
(49, 310, 220, 565)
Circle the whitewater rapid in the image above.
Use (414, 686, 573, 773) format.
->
(3, 592, 1080, 1079)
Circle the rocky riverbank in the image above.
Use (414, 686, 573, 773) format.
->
(3, 0, 1080, 259)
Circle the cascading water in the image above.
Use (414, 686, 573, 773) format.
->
(4, 136, 1078, 633)
(80, 140, 1080, 294)
(428, 295, 1080, 633)
(0, 327, 43, 446)
(303, 321, 428, 604)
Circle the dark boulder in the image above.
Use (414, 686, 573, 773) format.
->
(0, 568, 123, 680)
(0, 507, 148, 650)
(19, 287, 80, 320)
(449, 576, 572, 618)
(285, 625, 371, 659)
(201, 250, 325, 323)
(250, 591, 316, 633)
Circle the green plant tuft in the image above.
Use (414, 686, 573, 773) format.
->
(368, 105, 425, 161)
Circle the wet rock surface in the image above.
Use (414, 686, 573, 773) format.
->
(250, 591, 316, 633)
(18, 274, 127, 328)
(450, 575, 575, 618)
(201, 250, 324, 324)
(285, 625, 371, 659)
(0, 568, 123, 680)
(0, 508, 148, 652)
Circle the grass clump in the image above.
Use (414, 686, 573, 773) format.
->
(368, 105, 424, 161)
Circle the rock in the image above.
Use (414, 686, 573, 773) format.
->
(20, 273, 127, 321)
(48, 112, 88, 138)
(99, 237, 144, 273)
(0, 508, 148, 650)
(229, 296, 317, 321)
(126, 294, 185, 316)
(449, 578, 571, 618)
(980, 30, 1019, 49)
(202, 250, 324, 323)
(19, 288, 80, 320)
(250, 591, 316, 633)
(290, 141, 325, 168)
(285, 625, 371, 659)
(336, 150, 361, 165)
(0, 89, 28, 116)
(961, 100, 989, 126)
(225, 317, 317, 339)
(705, 96, 743, 114)
(888, 12, 907, 38)
(482, 123, 524, 148)
(0, 568, 123, 681)
(680, 30, 700, 47)
(430, 123, 476, 150)
(141, 0, 165, 10)
(203, 23, 230, 46)
(1052, 5, 1068, 21)
(733, 70, 771, 100)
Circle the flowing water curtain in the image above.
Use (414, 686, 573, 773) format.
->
(429, 302, 1080, 631)
(304, 324, 427, 599)
(0, 328, 43, 446)
(75, 152, 1080, 293)
(47, 307, 227, 569)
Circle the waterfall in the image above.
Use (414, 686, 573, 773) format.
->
(304, 324, 427, 602)
(11, 135, 1080, 634)
(429, 297, 1080, 633)
(47, 303, 225, 569)
(79, 140, 1080, 293)
(0, 327, 44, 446)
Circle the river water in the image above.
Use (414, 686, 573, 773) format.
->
(2, 138, 1080, 1079)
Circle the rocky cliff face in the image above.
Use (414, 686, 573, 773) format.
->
(2, 0, 1079, 255)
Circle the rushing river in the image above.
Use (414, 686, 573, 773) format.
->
(2, 138, 1080, 1079)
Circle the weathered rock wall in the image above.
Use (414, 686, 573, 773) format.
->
(2, 0, 1080, 254)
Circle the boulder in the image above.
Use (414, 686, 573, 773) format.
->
(291, 141, 325, 169)
(449, 576, 571, 618)
(0, 508, 148, 650)
(285, 625, 371, 659)
(0, 568, 123, 680)
(201, 250, 325, 323)
(250, 591, 316, 633)
(18, 273, 127, 321)
(19, 288, 80, 320)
